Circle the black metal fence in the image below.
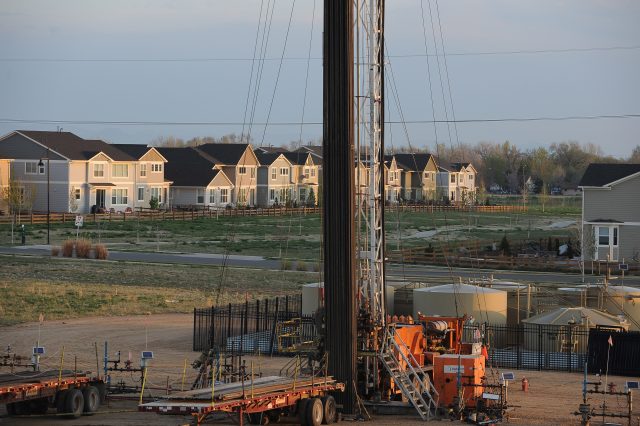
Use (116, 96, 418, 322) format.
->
(193, 295, 304, 354)
(465, 323, 590, 372)
(588, 328, 640, 376)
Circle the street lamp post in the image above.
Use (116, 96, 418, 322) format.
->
(38, 148, 50, 245)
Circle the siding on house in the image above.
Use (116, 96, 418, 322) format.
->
(0, 159, 11, 213)
(580, 165, 640, 262)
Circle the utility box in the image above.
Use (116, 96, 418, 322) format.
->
(433, 354, 485, 408)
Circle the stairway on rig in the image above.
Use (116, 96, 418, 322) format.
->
(379, 326, 439, 420)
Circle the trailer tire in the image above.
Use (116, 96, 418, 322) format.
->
(248, 412, 267, 425)
(64, 389, 84, 418)
(298, 399, 310, 426)
(82, 386, 100, 414)
(321, 395, 336, 424)
(28, 397, 49, 414)
(306, 398, 324, 426)
(6, 402, 17, 416)
(55, 390, 69, 414)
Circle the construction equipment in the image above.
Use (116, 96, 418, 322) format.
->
(0, 369, 105, 418)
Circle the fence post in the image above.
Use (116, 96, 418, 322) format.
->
(269, 297, 280, 355)
(538, 324, 543, 371)
(517, 324, 522, 370)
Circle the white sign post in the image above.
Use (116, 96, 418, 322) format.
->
(75, 215, 84, 240)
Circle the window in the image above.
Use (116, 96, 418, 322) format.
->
(250, 167, 255, 178)
(613, 227, 618, 246)
(111, 188, 128, 205)
(209, 189, 216, 204)
(38, 162, 45, 174)
(311, 168, 316, 177)
(151, 163, 163, 173)
(196, 188, 204, 204)
(271, 168, 277, 179)
(220, 188, 228, 203)
(270, 189, 275, 201)
(151, 187, 162, 203)
(280, 168, 289, 176)
(238, 166, 247, 175)
(468, 174, 474, 181)
(112, 164, 128, 177)
(598, 227, 609, 246)
(450, 174, 456, 183)
(74, 188, 81, 200)
(299, 188, 306, 200)
(304, 168, 310, 178)
(140, 164, 147, 177)
(25, 162, 38, 174)
(137, 187, 145, 202)
(93, 163, 105, 177)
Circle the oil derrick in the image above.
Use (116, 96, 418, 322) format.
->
(323, 0, 358, 414)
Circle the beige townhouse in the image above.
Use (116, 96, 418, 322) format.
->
(280, 152, 319, 206)
(196, 144, 260, 207)
(0, 156, 11, 214)
(255, 152, 295, 207)
(393, 153, 438, 203)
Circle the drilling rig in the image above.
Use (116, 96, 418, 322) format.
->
(323, 1, 506, 422)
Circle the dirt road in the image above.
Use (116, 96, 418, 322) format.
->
(1, 314, 638, 425)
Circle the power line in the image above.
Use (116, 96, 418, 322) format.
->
(1, 45, 638, 63)
(1, 114, 639, 127)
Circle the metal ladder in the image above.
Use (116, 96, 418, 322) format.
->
(379, 326, 439, 420)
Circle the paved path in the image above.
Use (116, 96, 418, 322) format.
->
(2, 245, 638, 287)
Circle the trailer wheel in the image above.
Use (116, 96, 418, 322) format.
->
(28, 397, 49, 414)
(6, 402, 17, 416)
(247, 412, 267, 425)
(64, 389, 84, 418)
(56, 390, 69, 414)
(321, 395, 336, 424)
(298, 399, 310, 426)
(82, 386, 100, 414)
(306, 398, 324, 426)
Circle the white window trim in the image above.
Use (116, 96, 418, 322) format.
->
(140, 163, 147, 177)
(596, 225, 619, 247)
(280, 168, 289, 176)
(137, 187, 145, 202)
(111, 188, 129, 205)
(271, 167, 277, 180)
(220, 188, 229, 203)
(112, 163, 129, 178)
(151, 163, 163, 173)
(93, 162, 106, 178)
(25, 162, 38, 175)
(238, 166, 247, 175)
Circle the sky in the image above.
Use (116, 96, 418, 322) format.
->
(1, 0, 639, 157)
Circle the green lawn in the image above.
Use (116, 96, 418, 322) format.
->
(0, 204, 580, 259)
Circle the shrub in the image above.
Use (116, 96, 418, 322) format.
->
(312, 262, 321, 272)
(296, 260, 307, 271)
(51, 246, 60, 257)
(61, 240, 74, 257)
(75, 239, 92, 259)
(281, 259, 291, 270)
(499, 234, 511, 256)
(94, 244, 109, 260)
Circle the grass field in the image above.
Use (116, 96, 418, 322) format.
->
(0, 255, 318, 325)
(0, 204, 580, 260)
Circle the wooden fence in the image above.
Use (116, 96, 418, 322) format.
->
(0, 204, 528, 225)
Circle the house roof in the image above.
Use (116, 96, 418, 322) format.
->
(16, 131, 135, 161)
(255, 152, 289, 166)
(393, 153, 435, 172)
(451, 162, 472, 172)
(280, 152, 311, 166)
(254, 146, 287, 154)
(196, 143, 252, 165)
(578, 163, 640, 187)
(156, 147, 220, 187)
(522, 307, 627, 328)
(295, 146, 323, 165)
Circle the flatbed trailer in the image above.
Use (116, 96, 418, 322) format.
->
(0, 370, 105, 418)
(140, 375, 344, 425)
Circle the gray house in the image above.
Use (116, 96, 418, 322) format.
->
(579, 163, 640, 262)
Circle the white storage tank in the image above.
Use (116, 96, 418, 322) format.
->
(413, 283, 507, 324)
(302, 282, 396, 316)
(601, 285, 640, 331)
(489, 281, 533, 325)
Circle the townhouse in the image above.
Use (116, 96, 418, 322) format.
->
(393, 153, 438, 203)
(579, 163, 640, 262)
(383, 155, 402, 203)
(280, 152, 319, 206)
(196, 144, 259, 207)
(157, 147, 234, 209)
(0, 130, 171, 214)
(437, 162, 478, 204)
(255, 153, 295, 206)
(108, 144, 171, 210)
